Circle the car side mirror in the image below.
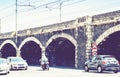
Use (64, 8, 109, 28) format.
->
(24, 60, 27, 62)
(7, 62, 9, 65)
(89, 60, 92, 62)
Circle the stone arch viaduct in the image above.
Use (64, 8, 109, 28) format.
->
(0, 10, 120, 69)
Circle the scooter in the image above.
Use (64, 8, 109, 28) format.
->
(41, 63, 49, 70)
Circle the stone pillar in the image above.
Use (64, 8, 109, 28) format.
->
(0, 52, 2, 58)
(41, 47, 47, 59)
(40, 46, 48, 64)
(41, 47, 45, 56)
(16, 48, 21, 57)
(74, 18, 79, 39)
(75, 45, 78, 68)
(85, 16, 93, 60)
(74, 19, 79, 68)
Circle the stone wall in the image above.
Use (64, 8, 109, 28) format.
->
(0, 10, 120, 69)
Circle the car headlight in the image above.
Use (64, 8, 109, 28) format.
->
(12, 64, 18, 66)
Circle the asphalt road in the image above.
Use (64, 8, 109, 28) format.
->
(1, 66, 120, 77)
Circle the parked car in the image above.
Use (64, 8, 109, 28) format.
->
(7, 57, 28, 70)
(85, 55, 120, 73)
(0, 58, 10, 74)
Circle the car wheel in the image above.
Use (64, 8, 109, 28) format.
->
(47, 67, 49, 70)
(11, 65, 13, 70)
(46, 65, 49, 70)
(85, 65, 89, 72)
(97, 66, 103, 73)
(5, 70, 9, 75)
(7, 70, 10, 74)
(113, 70, 118, 73)
(25, 66, 28, 70)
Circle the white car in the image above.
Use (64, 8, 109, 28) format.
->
(7, 57, 28, 70)
(0, 58, 10, 74)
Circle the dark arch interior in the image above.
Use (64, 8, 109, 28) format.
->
(98, 31, 120, 61)
(0, 43, 16, 58)
(46, 37, 75, 67)
(20, 41, 41, 66)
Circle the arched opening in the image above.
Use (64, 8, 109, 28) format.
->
(46, 37, 75, 67)
(97, 31, 120, 62)
(20, 41, 41, 66)
(0, 43, 16, 58)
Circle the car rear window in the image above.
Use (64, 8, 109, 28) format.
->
(103, 56, 116, 60)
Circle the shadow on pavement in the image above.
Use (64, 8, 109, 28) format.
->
(82, 70, 118, 74)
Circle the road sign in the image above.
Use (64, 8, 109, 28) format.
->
(92, 43, 97, 56)
(92, 51, 97, 56)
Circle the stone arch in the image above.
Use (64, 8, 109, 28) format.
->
(0, 40, 18, 57)
(95, 24, 120, 45)
(19, 36, 44, 65)
(46, 33, 78, 68)
(19, 36, 44, 51)
(46, 33, 77, 48)
(0, 40, 17, 52)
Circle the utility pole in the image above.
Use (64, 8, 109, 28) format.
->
(59, 2, 63, 22)
(15, 0, 18, 43)
(0, 19, 1, 33)
(15, 0, 35, 43)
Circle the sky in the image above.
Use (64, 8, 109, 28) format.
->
(0, 0, 120, 33)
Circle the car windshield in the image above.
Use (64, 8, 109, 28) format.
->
(0, 59, 6, 64)
(11, 58, 24, 62)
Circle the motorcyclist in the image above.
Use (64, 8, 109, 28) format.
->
(40, 55, 49, 70)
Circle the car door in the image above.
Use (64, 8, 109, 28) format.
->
(92, 56, 101, 69)
(88, 56, 97, 69)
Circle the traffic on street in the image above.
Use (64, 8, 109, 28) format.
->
(0, 1, 120, 77)
(0, 66, 120, 77)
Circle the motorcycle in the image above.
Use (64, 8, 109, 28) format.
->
(41, 63, 49, 70)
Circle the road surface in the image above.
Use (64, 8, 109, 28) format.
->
(1, 66, 120, 77)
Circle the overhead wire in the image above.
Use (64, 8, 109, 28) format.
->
(17, 0, 31, 4)
(0, 0, 120, 33)
(0, 0, 55, 19)
(0, 0, 31, 12)
(0, 0, 119, 21)
(17, 0, 84, 14)
(0, 4, 14, 13)
(0, 0, 36, 19)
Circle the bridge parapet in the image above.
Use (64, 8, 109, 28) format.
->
(92, 10, 120, 25)
(0, 16, 87, 39)
(0, 10, 120, 39)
